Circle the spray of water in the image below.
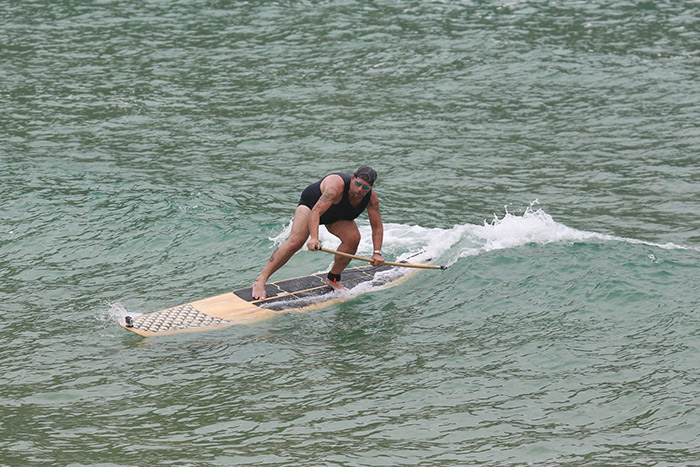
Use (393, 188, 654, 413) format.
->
(272, 201, 696, 271)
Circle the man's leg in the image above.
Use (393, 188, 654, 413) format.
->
(324, 220, 361, 289)
(252, 206, 312, 299)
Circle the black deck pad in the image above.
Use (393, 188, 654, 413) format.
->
(233, 264, 398, 310)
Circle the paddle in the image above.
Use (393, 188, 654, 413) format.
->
(317, 247, 447, 270)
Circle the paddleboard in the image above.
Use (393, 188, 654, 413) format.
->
(120, 262, 416, 337)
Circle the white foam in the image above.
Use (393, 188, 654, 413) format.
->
(103, 302, 140, 325)
(468, 203, 608, 253)
(459, 203, 698, 256)
(269, 218, 294, 245)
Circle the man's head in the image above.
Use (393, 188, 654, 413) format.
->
(354, 165, 377, 186)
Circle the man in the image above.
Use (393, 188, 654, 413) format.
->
(252, 165, 385, 300)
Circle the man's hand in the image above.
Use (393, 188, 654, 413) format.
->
(371, 252, 385, 267)
(307, 238, 321, 251)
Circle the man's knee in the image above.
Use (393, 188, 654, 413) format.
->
(327, 220, 361, 250)
(287, 235, 306, 251)
(344, 230, 361, 249)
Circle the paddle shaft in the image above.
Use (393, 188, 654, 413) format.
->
(319, 247, 446, 270)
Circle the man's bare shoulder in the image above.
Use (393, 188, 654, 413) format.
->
(321, 173, 344, 186)
(319, 174, 345, 192)
(312, 174, 342, 206)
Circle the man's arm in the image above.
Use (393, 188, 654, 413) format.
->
(367, 191, 385, 266)
(307, 175, 344, 250)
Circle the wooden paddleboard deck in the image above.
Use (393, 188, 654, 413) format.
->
(120, 263, 414, 337)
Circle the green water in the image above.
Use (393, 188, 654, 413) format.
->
(2, 1, 699, 465)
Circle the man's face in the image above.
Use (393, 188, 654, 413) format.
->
(351, 176, 372, 197)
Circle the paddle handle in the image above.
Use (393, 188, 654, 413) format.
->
(318, 247, 446, 270)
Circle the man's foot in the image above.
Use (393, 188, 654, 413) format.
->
(252, 277, 267, 300)
(324, 278, 347, 292)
